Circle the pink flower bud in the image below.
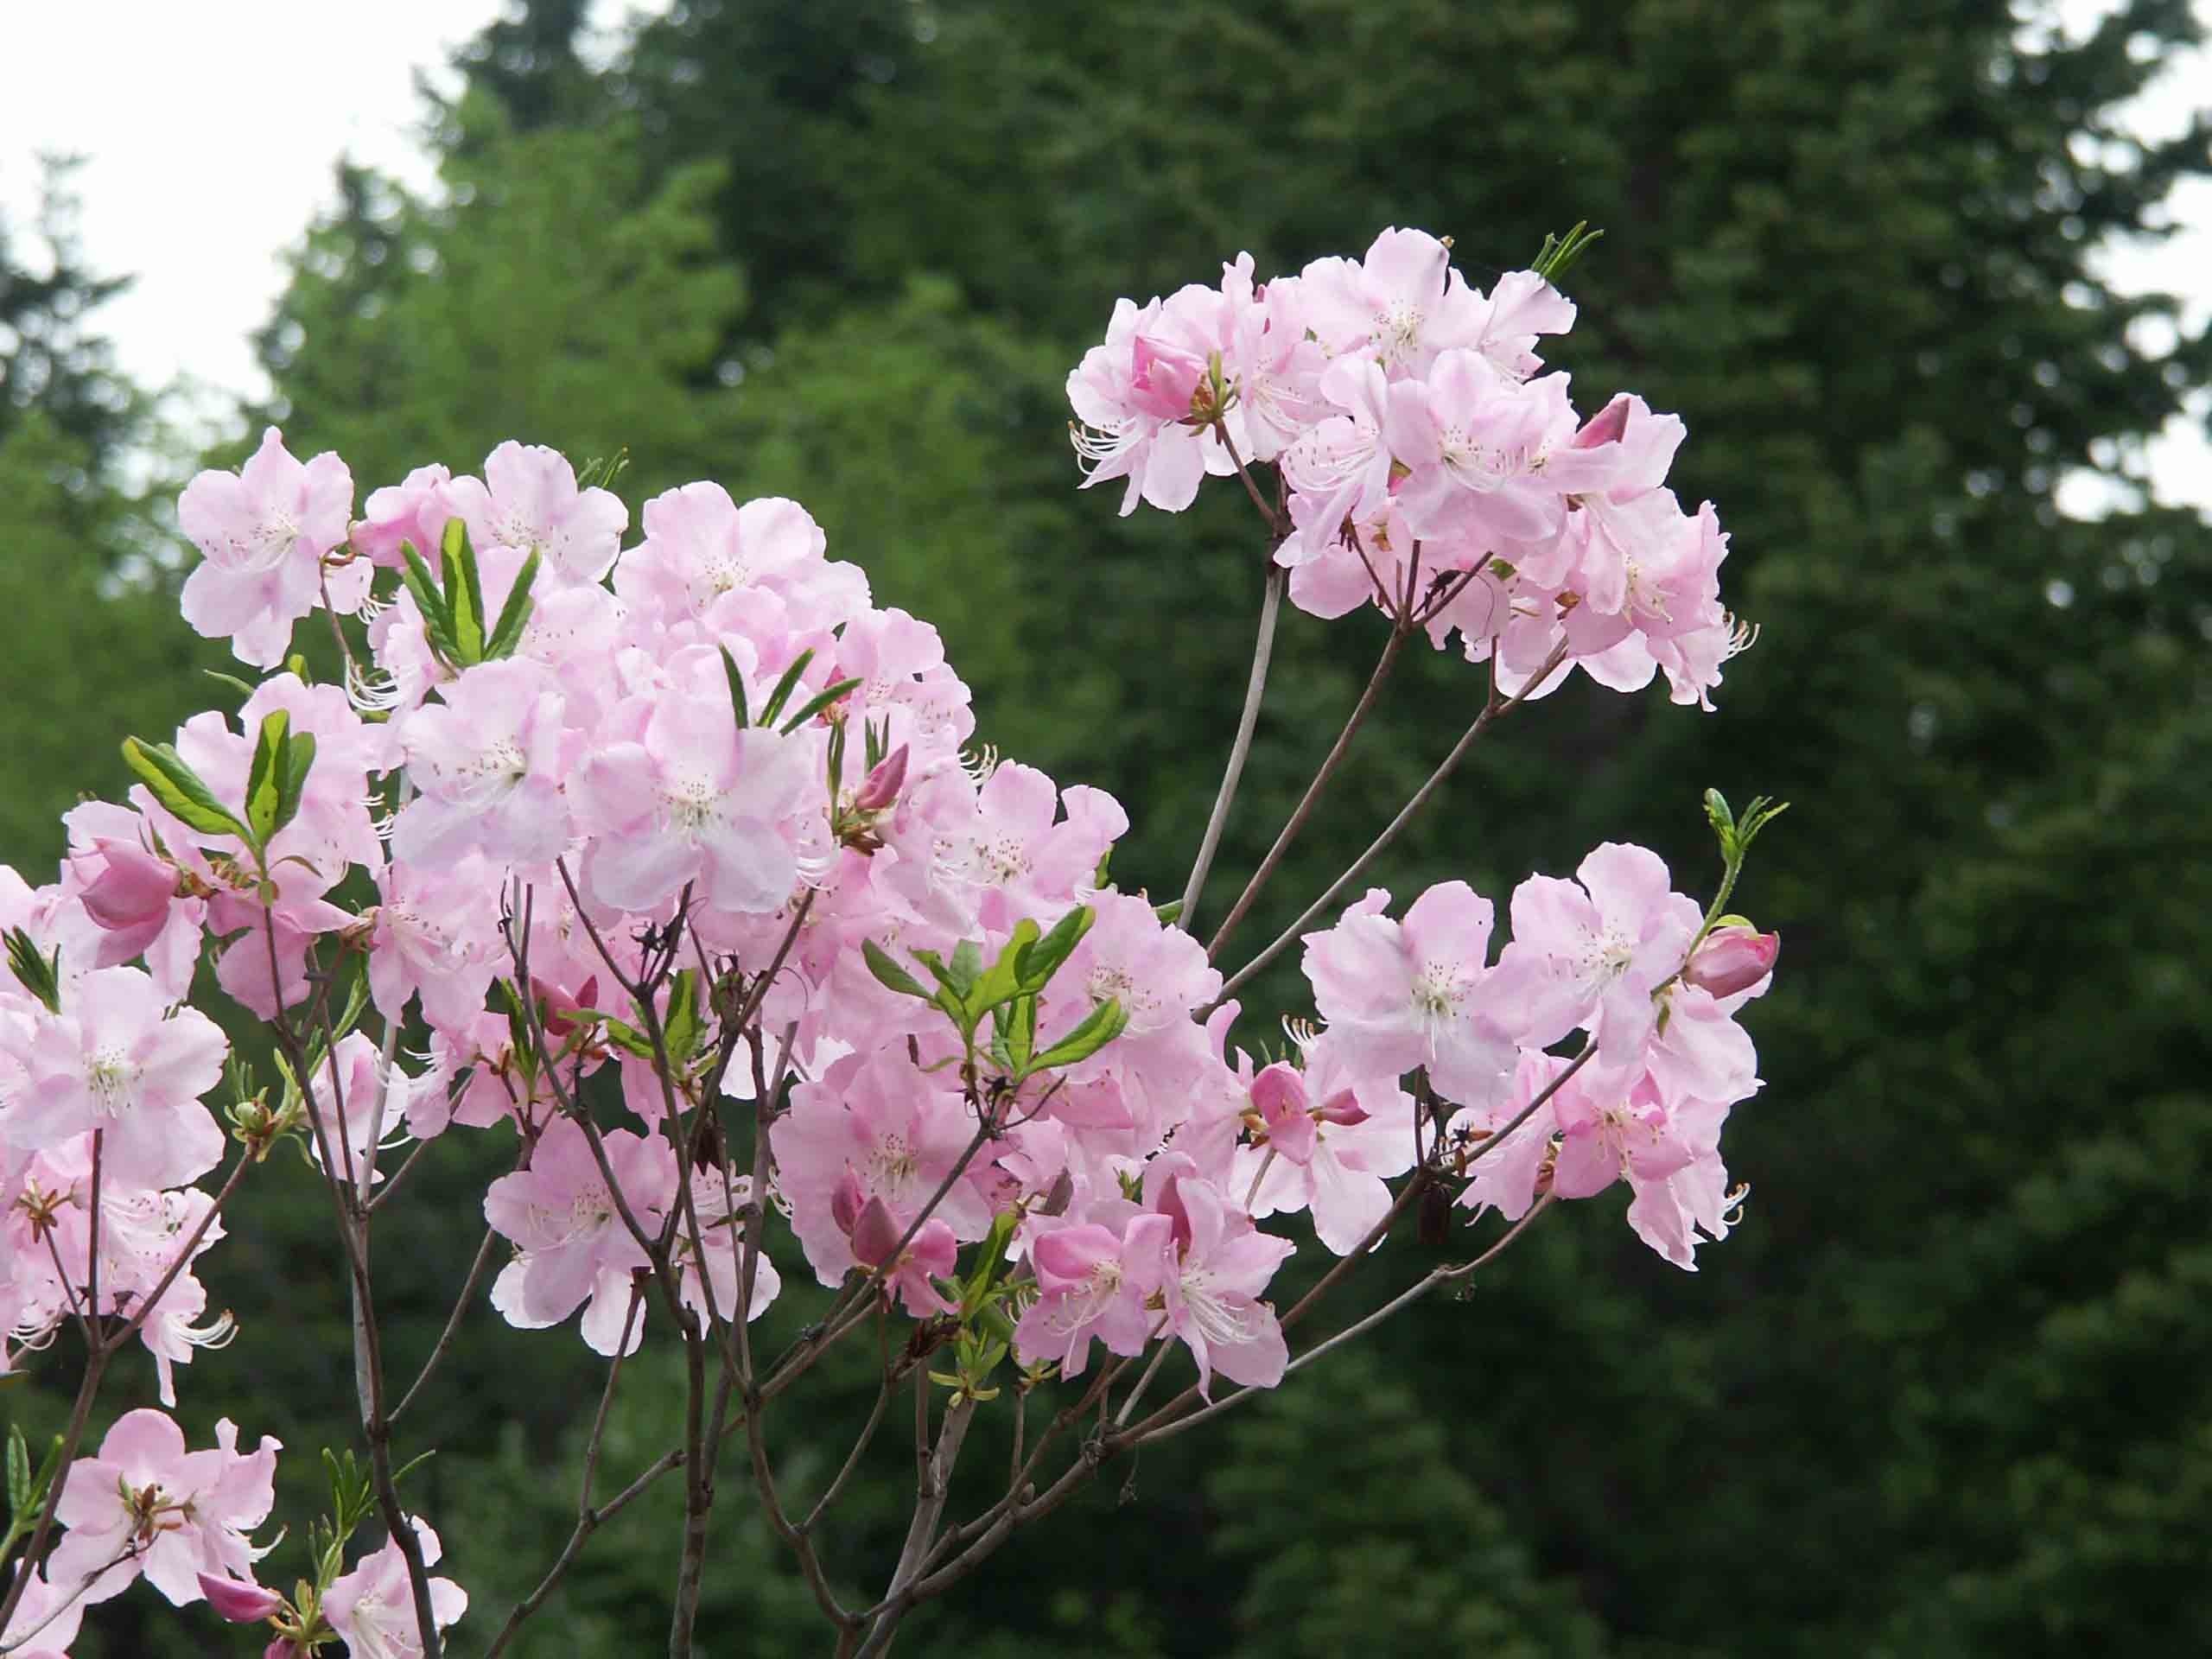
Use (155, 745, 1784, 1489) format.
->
(830, 1169, 867, 1239)
(265, 1640, 303, 1659)
(849, 1195, 900, 1267)
(1315, 1087, 1371, 1127)
(1129, 334, 1209, 422)
(851, 744, 909, 812)
(198, 1573, 284, 1623)
(1571, 393, 1631, 450)
(75, 836, 175, 934)
(1248, 1061, 1307, 1122)
(1682, 925, 1779, 998)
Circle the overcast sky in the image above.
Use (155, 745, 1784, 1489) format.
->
(1, 0, 2205, 509)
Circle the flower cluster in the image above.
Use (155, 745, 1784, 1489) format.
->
(0, 228, 1782, 1656)
(1070, 226, 1749, 707)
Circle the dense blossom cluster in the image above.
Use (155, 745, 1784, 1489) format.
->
(1071, 227, 1751, 707)
(0, 228, 1777, 1656)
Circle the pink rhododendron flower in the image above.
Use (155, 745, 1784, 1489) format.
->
(1492, 843, 1704, 1077)
(179, 427, 358, 667)
(391, 657, 578, 870)
(48, 1410, 278, 1607)
(484, 1116, 678, 1355)
(323, 1518, 468, 1658)
(1298, 226, 1484, 375)
(574, 678, 817, 916)
(444, 440, 627, 584)
(350, 461, 454, 569)
(1144, 1163, 1294, 1392)
(1238, 1033, 1416, 1255)
(1300, 881, 1520, 1109)
(1014, 1211, 1166, 1377)
(8, 965, 228, 1186)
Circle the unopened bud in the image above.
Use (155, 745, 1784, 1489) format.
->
(1682, 925, 1779, 998)
(830, 1169, 867, 1238)
(849, 1196, 901, 1268)
(1572, 393, 1630, 450)
(852, 744, 909, 812)
(1315, 1087, 1370, 1127)
(1128, 334, 1210, 423)
(198, 1573, 284, 1623)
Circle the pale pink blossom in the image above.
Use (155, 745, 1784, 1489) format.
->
(178, 427, 357, 666)
(1300, 882, 1520, 1109)
(48, 1411, 278, 1607)
(9, 965, 227, 1187)
(484, 1118, 677, 1356)
(323, 1518, 468, 1658)
(444, 440, 626, 585)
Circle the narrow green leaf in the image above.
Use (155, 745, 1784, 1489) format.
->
(398, 543, 461, 667)
(3, 928, 60, 1014)
(1016, 905, 1094, 993)
(483, 549, 541, 660)
(1029, 997, 1129, 1073)
(720, 645, 749, 728)
(442, 518, 486, 664)
(664, 969, 702, 1065)
(121, 737, 249, 841)
(862, 939, 932, 1001)
(203, 668, 258, 699)
(947, 941, 983, 999)
(756, 648, 816, 729)
(779, 676, 863, 734)
(970, 919, 1040, 1013)
(245, 709, 290, 844)
(273, 732, 317, 840)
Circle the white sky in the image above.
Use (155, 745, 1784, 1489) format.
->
(0, 0, 2205, 511)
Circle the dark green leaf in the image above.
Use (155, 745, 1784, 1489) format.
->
(779, 676, 863, 734)
(1029, 997, 1128, 1072)
(483, 549, 541, 660)
(756, 647, 816, 728)
(121, 737, 249, 841)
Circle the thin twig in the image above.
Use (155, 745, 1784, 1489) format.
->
(1180, 563, 1286, 931)
(1210, 638, 1573, 1006)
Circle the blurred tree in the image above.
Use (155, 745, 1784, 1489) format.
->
(0, 159, 136, 474)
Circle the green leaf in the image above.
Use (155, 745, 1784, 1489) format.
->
(483, 549, 541, 660)
(202, 667, 258, 700)
(756, 647, 817, 729)
(122, 736, 249, 841)
(862, 939, 932, 1001)
(1152, 899, 1184, 925)
(3, 927, 60, 1014)
(398, 543, 461, 667)
(245, 709, 290, 845)
(274, 732, 317, 839)
(947, 941, 983, 999)
(442, 517, 487, 664)
(990, 993, 1037, 1075)
(7, 1423, 28, 1511)
(1015, 905, 1093, 993)
(1704, 787, 1737, 849)
(779, 676, 863, 734)
(970, 919, 1040, 1013)
(720, 644, 750, 728)
(1531, 219, 1605, 284)
(600, 1018, 658, 1064)
(664, 969, 702, 1065)
(1029, 997, 1129, 1072)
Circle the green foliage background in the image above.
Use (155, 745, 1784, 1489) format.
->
(6, 0, 2210, 1651)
